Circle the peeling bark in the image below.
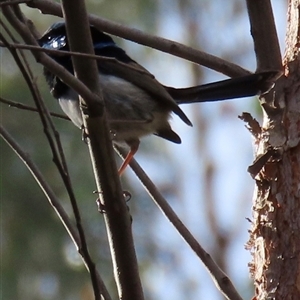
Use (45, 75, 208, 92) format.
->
(247, 1, 300, 299)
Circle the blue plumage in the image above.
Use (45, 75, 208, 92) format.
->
(39, 22, 275, 173)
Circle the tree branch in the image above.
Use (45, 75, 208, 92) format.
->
(246, 0, 283, 73)
(1, 7, 112, 299)
(60, 0, 144, 299)
(27, 0, 252, 77)
(0, 96, 69, 120)
(0, 0, 32, 6)
(0, 125, 111, 300)
(116, 146, 243, 300)
(2, 4, 101, 108)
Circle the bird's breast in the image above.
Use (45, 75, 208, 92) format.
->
(58, 74, 172, 142)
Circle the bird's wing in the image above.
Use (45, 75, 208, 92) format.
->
(94, 44, 192, 126)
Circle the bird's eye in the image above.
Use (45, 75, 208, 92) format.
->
(47, 36, 52, 40)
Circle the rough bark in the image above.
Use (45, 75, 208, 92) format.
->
(247, 1, 300, 299)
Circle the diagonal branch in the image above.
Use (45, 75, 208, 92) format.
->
(1, 4, 101, 107)
(0, 125, 80, 245)
(115, 146, 243, 300)
(1, 7, 112, 300)
(0, 125, 112, 300)
(27, 0, 252, 77)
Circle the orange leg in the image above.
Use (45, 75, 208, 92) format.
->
(118, 140, 140, 175)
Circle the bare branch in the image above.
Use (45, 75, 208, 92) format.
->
(27, 0, 252, 77)
(0, 27, 70, 175)
(0, 96, 145, 125)
(0, 124, 112, 300)
(2, 5, 101, 107)
(0, 96, 69, 120)
(115, 146, 244, 300)
(1, 8, 112, 299)
(0, 125, 79, 244)
(0, 0, 32, 6)
(60, 0, 144, 299)
(246, 0, 283, 73)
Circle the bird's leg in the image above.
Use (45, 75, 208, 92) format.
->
(118, 140, 140, 175)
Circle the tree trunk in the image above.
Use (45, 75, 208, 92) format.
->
(248, 0, 300, 299)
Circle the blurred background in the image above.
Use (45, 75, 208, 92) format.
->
(1, 1, 287, 299)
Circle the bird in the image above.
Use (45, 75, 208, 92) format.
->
(38, 22, 275, 174)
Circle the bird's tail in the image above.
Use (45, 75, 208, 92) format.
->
(165, 71, 278, 105)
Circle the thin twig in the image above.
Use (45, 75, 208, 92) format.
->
(0, 125, 112, 300)
(0, 125, 80, 257)
(0, 28, 70, 177)
(0, 18, 35, 80)
(0, 40, 155, 78)
(115, 146, 243, 300)
(0, 96, 146, 125)
(61, 1, 144, 299)
(2, 8, 112, 300)
(0, 0, 32, 6)
(27, 0, 252, 77)
(0, 96, 69, 120)
(2, 5, 101, 107)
